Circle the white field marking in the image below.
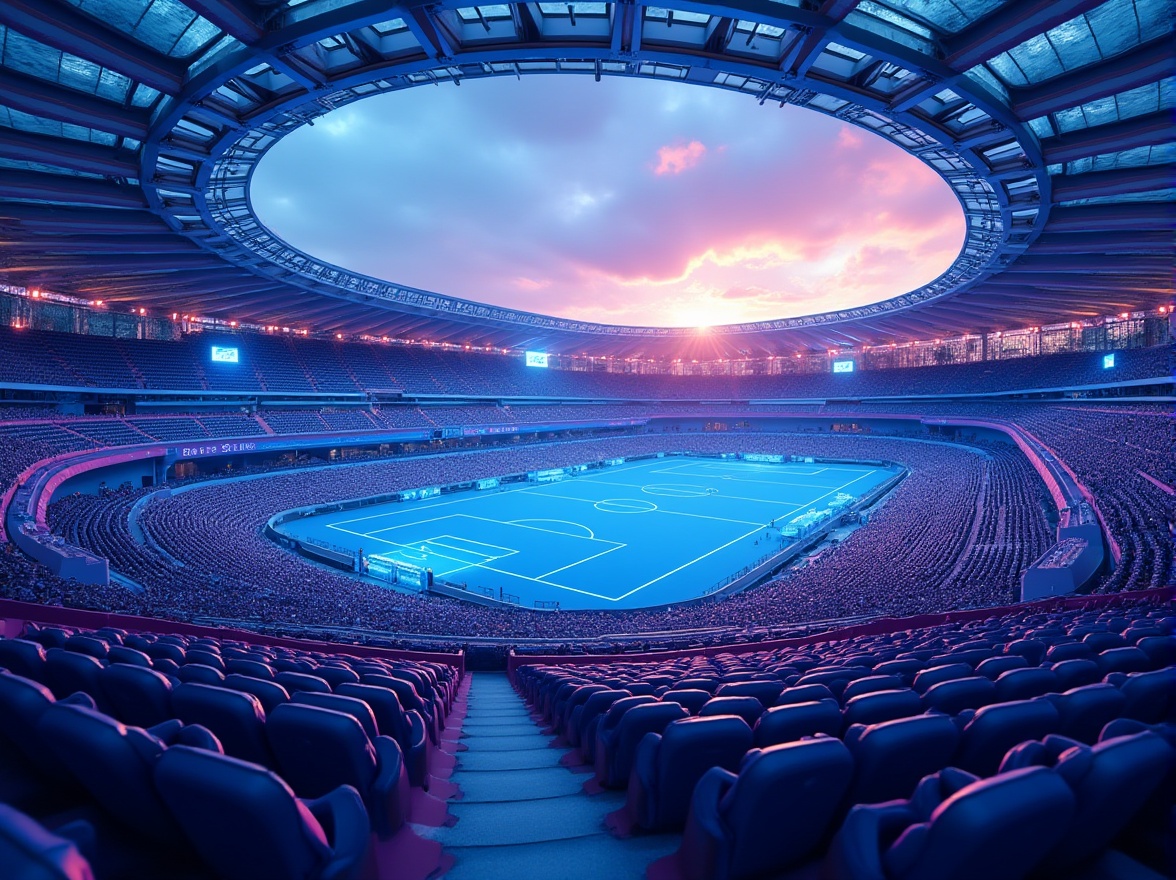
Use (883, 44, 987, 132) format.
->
(331, 527, 511, 568)
(641, 484, 712, 498)
(528, 490, 771, 527)
(536, 543, 628, 579)
(594, 498, 658, 514)
(459, 514, 620, 546)
(552, 475, 810, 506)
(508, 519, 596, 539)
(612, 519, 777, 600)
(429, 534, 516, 556)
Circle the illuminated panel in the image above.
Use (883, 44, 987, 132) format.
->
(1103, 353, 1116, 369)
(210, 346, 240, 363)
(832, 360, 855, 373)
(525, 351, 549, 368)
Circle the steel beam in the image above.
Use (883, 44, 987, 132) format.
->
(0, 127, 138, 178)
(0, 69, 151, 140)
(943, 0, 1106, 70)
(0, 171, 147, 209)
(1040, 111, 1174, 164)
(181, 0, 266, 44)
(0, 205, 169, 234)
(1012, 37, 1175, 120)
(0, 0, 186, 95)
(1051, 163, 1176, 202)
(1044, 203, 1176, 232)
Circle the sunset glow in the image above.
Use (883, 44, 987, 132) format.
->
(252, 75, 966, 328)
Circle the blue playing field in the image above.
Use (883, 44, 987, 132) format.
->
(278, 456, 893, 611)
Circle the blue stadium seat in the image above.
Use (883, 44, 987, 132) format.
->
(994, 667, 1060, 702)
(774, 682, 837, 706)
(171, 682, 273, 767)
(714, 680, 783, 708)
(698, 696, 764, 727)
(843, 713, 960, 806)
(335, 682, 429, 789)
(42, 649, 104, 705)
(572, 689, 629, 754)
(596, 701, 688, 789)
(1046, 684, 1126, 744)
(999, 731, 1175, 874)
(154, 745, 369, 880)
(753, 699, 842, 748)
(825, 766, 1075, 880)
(0, 638, 47, 680)
(668, 737, 854, 880)
(266, 702, 409, 838)
(843, 688, 922, 729)
(221, 673, 291, 714)
(627, 715, 754, 831)
(921, 676, 997, 716)
(99, 664, 174, 729)
(0, 803, 94, 880)
(661, 689, 712, 716)
(953, 698, 1060, 778)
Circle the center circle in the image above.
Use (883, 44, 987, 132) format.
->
(594, 498, 658, 514)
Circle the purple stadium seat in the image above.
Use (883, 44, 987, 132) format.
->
(753, 700, 842, 748)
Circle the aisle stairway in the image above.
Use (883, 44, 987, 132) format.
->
(423, 673, 679, 879)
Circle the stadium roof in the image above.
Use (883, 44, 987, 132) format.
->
(0, 0, 1172, 357)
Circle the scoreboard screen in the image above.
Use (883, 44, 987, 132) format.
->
(210, 346, 239, 364)
(832, 360, 855, 374)
(525, 351, 549, 368)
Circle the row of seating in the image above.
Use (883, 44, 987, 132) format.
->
(657, 722, 1174, 880)
(517, 600, 1176, 878)
(0, 623, 462, 880)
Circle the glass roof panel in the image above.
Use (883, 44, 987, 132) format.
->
(64, 0, 225, 59)
(985, 0, 1175, 88)
(0, 26, 135, 103)
(537, 2, 608, 13)
(0, 104, 116, 144)
(857, 2, 933, 38)
(1052, 76, 1175, 132)
(1059, 187, 1175, 206)
(890, 0, 1003, 35)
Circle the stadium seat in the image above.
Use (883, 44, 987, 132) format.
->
(824, 766, 1075, 880)
(99, 664, 175, 729)
(42, 649, 104, 705)
(171, 682, 273, 767)
(753, 699, 842, 748)
(999, 731, 1175, 874)
(1046, 684, 1126, 744)
(0, 638, 47, 680)
(912, 663, 974, 694)
(221, 674, 291, 714)
(225, 659, 276, 681)
(274, 671, 332, 695)
(774, 682, 837, 706)
(841, 675, 906, 702)
(714, 680, 783, 708)
(0, 803, 94, 880)
(154, 745, 369, 880)
(953, 699, 1060, 778)
(843, 713, 960, 806)
(1049, 659, 1101, 691)
(661, 689, 712, 716)
(335, 682, 430, 789)
(921, 676, 996, 715)
(626, 715, 754, 831)
(1115, 668, 1176, 724)
(698, 696, 763, 727)
(596, 701, 688, 789)
(974, 655, 1029, 681)
(842, 688, 922, 729)
(266, 702, 410, 838)
(994, 667, 1060, 702)
(175, 664, 225, 686)
(663, 737, 854, 880)
(570, 689, 629, 749)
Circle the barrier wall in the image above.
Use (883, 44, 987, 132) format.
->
(0, 598, 464, 675)
(505, 587, 1174, 680)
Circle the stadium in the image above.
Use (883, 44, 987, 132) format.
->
(0, 0, 1173, 876)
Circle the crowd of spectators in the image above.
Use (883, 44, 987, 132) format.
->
(0, 324, 1166, 399)
(1, 389, 1171, 650)
(31, 431, 1052, 644)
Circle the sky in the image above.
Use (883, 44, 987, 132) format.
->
(251, 74, 965, 329)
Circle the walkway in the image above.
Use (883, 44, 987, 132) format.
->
(422, 673, 679, 879)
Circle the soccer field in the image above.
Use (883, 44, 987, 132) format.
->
(278, 456, 895, 611)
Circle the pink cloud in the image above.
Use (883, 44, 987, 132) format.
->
(836, 125, 863, 150)
(653, 140, 707, 176)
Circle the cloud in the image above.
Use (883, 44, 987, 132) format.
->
(653, 140, 707, 176)
(250, 75, 964, 329)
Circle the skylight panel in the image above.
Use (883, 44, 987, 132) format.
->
(894, 0, 1003, 34)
